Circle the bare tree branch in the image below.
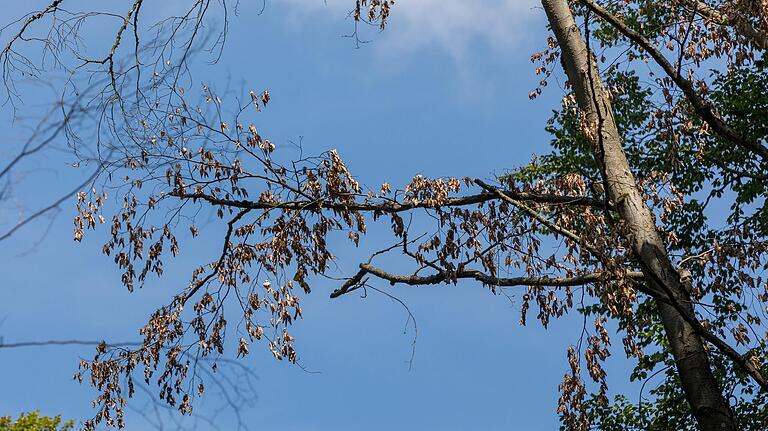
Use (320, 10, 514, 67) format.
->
(171, 187, 605, 213)
(331, 263, 645, 298)
(0, 165, 101, 242)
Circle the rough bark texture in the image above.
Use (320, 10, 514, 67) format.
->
(541, 1, 737, 430)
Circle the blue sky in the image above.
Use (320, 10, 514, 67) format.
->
(1, 1, 639, 430)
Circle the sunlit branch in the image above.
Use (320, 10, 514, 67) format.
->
(330, 262, 644, 298)
(171, 187, 605, 214)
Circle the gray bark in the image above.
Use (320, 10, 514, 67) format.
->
(541, 1, 736, 430)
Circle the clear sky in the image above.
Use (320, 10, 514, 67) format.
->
(1, 1, 638, 430)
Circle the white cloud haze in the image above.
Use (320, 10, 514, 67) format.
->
(282, 0, 542, 60)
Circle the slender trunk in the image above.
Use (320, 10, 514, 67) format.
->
(541, 1, 736, 430)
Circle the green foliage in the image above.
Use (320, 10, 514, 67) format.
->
(0, 411, 75, 431)
(709, 62, 768, 235)
(583, 296, 768, 430)
(529, 30, 768, 431)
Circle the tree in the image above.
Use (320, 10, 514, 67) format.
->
(1, 0, 767, 430)
(0, 411, 74, 431)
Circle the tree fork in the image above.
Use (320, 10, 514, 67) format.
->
(541, 0, 736, 430)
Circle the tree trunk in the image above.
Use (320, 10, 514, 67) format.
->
(540, 1, 736, 430)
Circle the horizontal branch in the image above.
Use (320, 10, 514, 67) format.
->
(330, 262, 644, 298)
(0, 339, 140, 349)
(171, 187, 605, 213)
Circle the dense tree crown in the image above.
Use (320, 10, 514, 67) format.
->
(2, 0, 768, 430)
(0, 411, 74, 431)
